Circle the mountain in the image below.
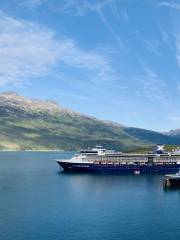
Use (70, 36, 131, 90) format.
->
(0, 92, 179, 151)
(164, 129, 180, 137)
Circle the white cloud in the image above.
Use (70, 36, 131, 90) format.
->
(0, 11, 60, 86)
(0, 11, 118, 86)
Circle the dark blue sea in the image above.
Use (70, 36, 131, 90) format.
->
(1, 151, 180, 240)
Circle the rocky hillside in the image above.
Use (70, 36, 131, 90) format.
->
(0, 92, 179, 151)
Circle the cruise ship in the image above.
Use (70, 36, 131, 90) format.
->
(56, 145, 180, 174)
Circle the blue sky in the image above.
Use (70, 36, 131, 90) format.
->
(0, 0, 180, 131)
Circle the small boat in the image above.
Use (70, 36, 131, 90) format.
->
(164, 169, 180, 188)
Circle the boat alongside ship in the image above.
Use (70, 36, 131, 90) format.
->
(56, 145, 180, 174)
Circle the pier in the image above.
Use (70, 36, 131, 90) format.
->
(164, 171, 180, 188)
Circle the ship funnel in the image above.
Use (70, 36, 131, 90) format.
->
(155, 144, 165, 154)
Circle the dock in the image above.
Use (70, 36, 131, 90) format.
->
(164, 170, 180, 188)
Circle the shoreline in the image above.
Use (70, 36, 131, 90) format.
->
(0, 149, 67, 152)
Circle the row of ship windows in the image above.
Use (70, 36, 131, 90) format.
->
(85, 157, 180, 161)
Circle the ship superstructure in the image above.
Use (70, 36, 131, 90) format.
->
(56, 145, 180, 174)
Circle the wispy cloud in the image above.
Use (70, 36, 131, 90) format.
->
(19, 0, 47, 8)
(157, 2, 180, 69)
(21, 0, 115, 14)
(55, 0, 116, 16)
(57, 39, 119, 82)
(144, 39, 161, 55)
(23, 0, 129, 23)
(137, 66, 168, 103)
(173, 33, 180, 68)
(20, 0, 127, 51)
(159, 1, 180, 10)
(97, 9, 126, 51)
(160, 29, 172, 48)
(0, 11, 118, 86)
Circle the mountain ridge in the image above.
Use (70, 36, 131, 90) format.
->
(0, 92, 179, 151)
(164, 129, 180, 137)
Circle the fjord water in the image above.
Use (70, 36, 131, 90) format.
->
(1, 152, 180, 240)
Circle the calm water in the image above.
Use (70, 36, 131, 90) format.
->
(1, 152, 180, 240)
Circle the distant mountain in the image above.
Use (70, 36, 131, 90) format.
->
(124, 127, 180, 145)
(0, 92, 179, 151)
(164, 129, 180, 137)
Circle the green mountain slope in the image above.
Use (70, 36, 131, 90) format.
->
(0, 92, 179, 151)
(124, 127, 180, 145)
